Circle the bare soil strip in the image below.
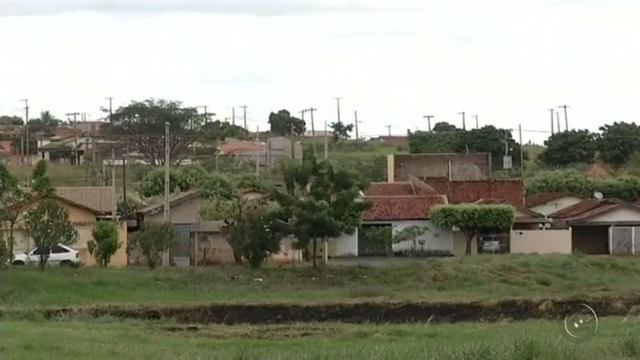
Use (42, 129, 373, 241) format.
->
(4, 295, 639, 324)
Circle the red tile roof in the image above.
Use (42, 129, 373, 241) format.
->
(525, 192, 576, 208)
(365, 182, 416, 196)
(0, 140, 12, 153)
(422, 177, 524, 206)
(547, 198, 640, 223)
(363, 195, 447, 221)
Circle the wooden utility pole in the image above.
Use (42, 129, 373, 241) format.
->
(459, 111, 466, 130)
(558, 105, 569, 131)
(385, 125, 392, 137)
(473, 115, 479, 129)
(111, 147, 117, 221)
(240, 105, 248, 130)
(66, 112, 80, 165)
(232, 107, 236, 125)
(162, 122, 171, 267)
(548, 108, 555, 134)
(324, 120, 328, 160)
(354, 111, 359, 140)
(308, 107, 317, 156)
(105, 97, 113, 122)
(122, 139, 130, 208)
(555, 111, 561, 133)
(334, 97, 342, 123)
(20, 99, 29, 167)
(423, 115, 434, 132)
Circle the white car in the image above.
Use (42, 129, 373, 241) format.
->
(12, 244, 80, 266)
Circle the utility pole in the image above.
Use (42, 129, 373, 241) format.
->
(232, 107, 236, 125)
(473, 115, 479, 129)
(558, 105, 569, 131)
(66, 112, 80, 166)
(423, 115, 434, 132)
(20, 99, 29, 167)
(548, 108, 555, 134)
(111, 147, 117, 221)
(105, 97, 113, 122)
(123, 139, 130, 209)
(555, 111, 561, 133)
(518, 124, 524, 176)
(324, 120, 329, 160)
(162, 122, 171, 267)
(459, 111, 466, 130)
(385, 125, 392, 137)
(354, 111, 359, 140)
(309, 107, 318, 156)
(334, 97, 342, 123)
(240, 105, 248, 130)
(255, 126, 260, 174)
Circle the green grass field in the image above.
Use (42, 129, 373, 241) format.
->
(2, 255, 639, 309)
(2, 318, 638, 360)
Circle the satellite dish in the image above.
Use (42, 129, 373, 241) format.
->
(594, 191, 603, 200)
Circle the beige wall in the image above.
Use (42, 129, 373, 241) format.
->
(530, 196, 583, 216)
(79, 221, 128, 267)
(510, 229, 572, 254)
(388, 153, 491, 182)
(452, 231, 478, 256)
(586, 207, 640, 223)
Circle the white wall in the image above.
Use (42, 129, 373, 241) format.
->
(510, 229, 572, 254)
(390, 220, 452, 253)
(335, 229, 358, 257)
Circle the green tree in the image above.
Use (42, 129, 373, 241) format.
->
(231, 207, 287, 269)
(200, 120, 249, 145)
(268, 109, 306, 136)
(274, 158, 369, 267)
(88, 221, 121, 267)
(0, 164, 28, 262)
(430, 204, 514, 255)
(538, 130, 597, 167)
(0, 115, 23, 126)
(525, 170, 640, 202)
(23, 199, 79, 270)
(359, 226, 393, 256)
(392, 225, 429, 256)
(129, 222, 176, 269)
(329, 121, 354, 142)
(27, 111, 62, 136)
(137, 165, 243, 199)
(31, 160, 54, 195)
(104, 99, 205, 165)
(596, 122, 640, 166)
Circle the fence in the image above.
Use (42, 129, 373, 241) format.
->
(609, 226, 639, 255)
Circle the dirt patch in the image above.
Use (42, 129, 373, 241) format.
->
(158, 324, 343, 339)
(4, 295, 639, 325)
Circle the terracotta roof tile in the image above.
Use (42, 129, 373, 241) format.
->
(55, 187, 115, 214)
(548, 198, 623, 219)
(363, 195, 447, 221)
(422, 177, 524, 206)
(365, 182, 416, 196)
(525, 192, 576, 208)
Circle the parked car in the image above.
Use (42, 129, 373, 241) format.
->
(11, 244, 80, 266)
(477, 233, 508, 254)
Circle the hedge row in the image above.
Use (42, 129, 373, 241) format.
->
(526, 170, 640, 202)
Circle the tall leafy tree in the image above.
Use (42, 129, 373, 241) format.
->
(27, 111, 62, 136)
(596, 122, 640, 166)
(200, 120, 249, 145)
(538, 130, 597, 167)
(0, 164, 27, 262)
(104, 99, 205, 165)
(274, 158, 369, 267)
(268, 109, 306, 136)
(24, 200, 79, 270)
(32, 160, 55, 195)
(430, 204, 514, 255)
(329, 121, 354, 142)
(0, 115, 23, 126)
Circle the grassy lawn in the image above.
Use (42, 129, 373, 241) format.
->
(1, 318, 638, 360)
(2, 255, 639, 309)
(6, 163, 147, 188)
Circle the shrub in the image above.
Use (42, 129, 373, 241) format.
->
(88, 221, 121, 267)
(129, 222, 176, 269)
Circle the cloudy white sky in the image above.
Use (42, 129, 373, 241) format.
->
(1, 0, 639, 143)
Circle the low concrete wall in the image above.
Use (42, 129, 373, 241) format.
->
(510, 229, 572, 254)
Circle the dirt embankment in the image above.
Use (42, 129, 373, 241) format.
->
(4, 295, 639, 325)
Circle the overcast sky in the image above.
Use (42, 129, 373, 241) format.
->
(1, 0, 639, 143)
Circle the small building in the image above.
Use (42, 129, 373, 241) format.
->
(549, 199, 640, 255)
(387, 153, 492, 182)
(3, 194, 127, 266)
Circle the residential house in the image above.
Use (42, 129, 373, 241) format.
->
(134, 188, 268, 266)
(3, 193, 127, 266)
(525, 192, 585, 216)
(548, 198, 640, 255)
(421, 177, 525, 206)
(359, 182, 451, 256)
(387, 153, 492, 182)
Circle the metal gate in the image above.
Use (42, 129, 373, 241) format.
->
(609, 226, 639, 255)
